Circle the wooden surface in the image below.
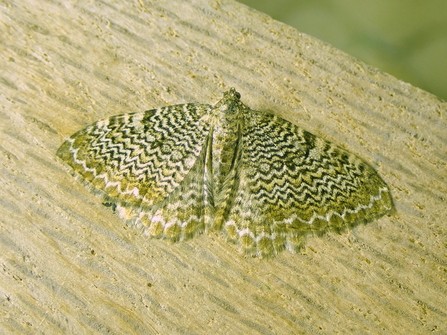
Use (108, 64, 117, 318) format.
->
(1, 0, 446, 334)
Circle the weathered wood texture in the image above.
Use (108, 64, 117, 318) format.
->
(1, 0, 446, 334)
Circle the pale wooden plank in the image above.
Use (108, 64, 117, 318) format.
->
(1, 0, 446, 334)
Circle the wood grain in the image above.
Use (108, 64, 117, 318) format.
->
(1, 0, 446, 334)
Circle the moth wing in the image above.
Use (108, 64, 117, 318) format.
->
(219, 112, 393, 257)
(57, 103, 212, 208)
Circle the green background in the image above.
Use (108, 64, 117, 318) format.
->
(239, 0, 447, 101)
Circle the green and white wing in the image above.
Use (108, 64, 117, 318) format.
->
(57, 103, 214, 241)
(221, 112, 393, 257)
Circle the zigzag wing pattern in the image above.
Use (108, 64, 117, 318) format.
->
(222, 112, 393, 257)
(58, 89, 393, 257)
(116, 132, 214, 242)
(57, 103, 212, 209)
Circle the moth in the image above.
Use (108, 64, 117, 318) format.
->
(57, 89, 393, 257)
